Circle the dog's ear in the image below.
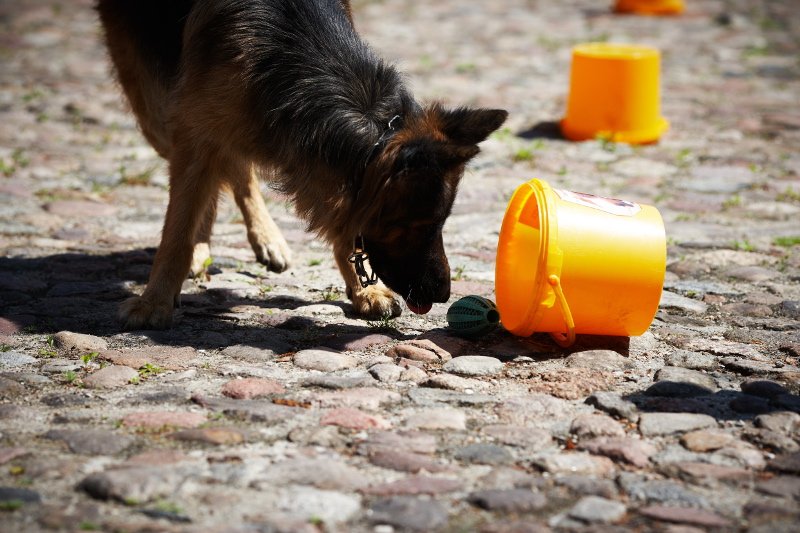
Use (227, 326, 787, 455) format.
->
(395, 139, 479, 176)
(438, 107, 509, 145)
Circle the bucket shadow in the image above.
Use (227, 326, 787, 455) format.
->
(0, 249, 409, 351)
(623, 381, 800, 421)
(516, 121, 565, 141)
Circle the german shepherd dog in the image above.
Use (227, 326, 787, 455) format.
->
(97, 0, 507, 329)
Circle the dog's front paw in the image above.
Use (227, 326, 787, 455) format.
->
(119, 295, 174, 330)
(253, 241, 292, 273)
(189, 242, 212, 278)
(350, 285, 403, 319)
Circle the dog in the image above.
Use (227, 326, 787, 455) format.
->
(96, 0, 507, 329)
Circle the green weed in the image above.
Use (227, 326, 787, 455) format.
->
(732, 239, 755, 252)
(722, 194, 742, 210)
(777, 187, 800, 203)
(773, 236, 800, 247)
(138, 363, 164, 379)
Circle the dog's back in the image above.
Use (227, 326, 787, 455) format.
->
(97, 0, 194, 155)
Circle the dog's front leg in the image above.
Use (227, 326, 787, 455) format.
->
(119, 147, 220, 330)
(232, 169, 292, 273)
(333, 241, 403, 320)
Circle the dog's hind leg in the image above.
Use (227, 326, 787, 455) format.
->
(119, 144, 222, 330)
(231, 168, 292, 273)
(333, 240, 403, 319)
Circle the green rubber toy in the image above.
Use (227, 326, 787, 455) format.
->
(446, 295, 500, 338)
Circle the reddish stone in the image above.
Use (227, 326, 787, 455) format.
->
(368, 450, 450, 473)
(45, 200, 117, 217)
(362, 475, 461, 496)
(100, 346, 199, 371)
(320, 407, 391, 430)
(169, 427, 246, 445)
(221, 377, 285, 399)
(122, 411, 206, 430)
(0, 447, 30, 465)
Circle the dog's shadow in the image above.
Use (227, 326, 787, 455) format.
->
(0, 249, 409, 351)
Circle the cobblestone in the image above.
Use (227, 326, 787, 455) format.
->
(1, 0, 799, 530)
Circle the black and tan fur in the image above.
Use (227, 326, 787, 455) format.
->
(96, 0, 507, 329)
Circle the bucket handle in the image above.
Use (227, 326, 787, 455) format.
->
(547, 274, 576, 347)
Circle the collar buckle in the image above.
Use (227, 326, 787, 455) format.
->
(348, 234, 378, 288)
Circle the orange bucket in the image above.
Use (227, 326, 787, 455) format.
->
(614, 0, 685, 15)
(560, 43, 669, 144)
(495, 179, 666, 347)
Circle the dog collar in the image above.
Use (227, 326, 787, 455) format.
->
(348, 234, 378, 288)
(365, 114, 402, 166)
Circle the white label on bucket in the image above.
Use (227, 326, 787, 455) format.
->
(554, 189, 641, 217)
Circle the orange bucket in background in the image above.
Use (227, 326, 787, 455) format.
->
(560, 43, 669, 144)
(614, 0, 685, 15)
(495, 179, 666, 347)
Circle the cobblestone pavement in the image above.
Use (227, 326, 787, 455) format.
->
(1, 0, 799, 531)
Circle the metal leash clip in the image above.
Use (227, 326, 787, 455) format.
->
(348, 235, 378, 288)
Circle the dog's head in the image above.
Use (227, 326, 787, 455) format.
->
(359, 105, 507, 314)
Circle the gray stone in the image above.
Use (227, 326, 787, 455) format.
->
(639, 412, 717, 436)
(725, 266, 780, 282)
(619, 475, 708, 507)
(570, 413, 625, 439)
(443, 355, 504, 376)
(40, 359, 82, 374)
(756, 475, 800, 499)
(565, 350, 632, 371)
(423, 373, 487, 392)
(755, 412, 800, 434)
(454, 443, 514, 465)
(404, 407, 467, 430)
(293, 348, 357, 372)
(83, 365, 138, 389)
(0, 377, 24, 399)
(467, 489, 547, 512)
(0, 486, 41, 505)
(79, 463, 201, 504)
(43, 429, 135, 456)
(683, 165, 755, 193)
(654, 366, 717, 390)
(253, 458, 368, 491)
(586, 392, 639, 421)
(482, 425, 554, 449)
(568, 496, 627, 523)
(660, 291, 708, 314)
(278, 487, 361, 524)
(664, 350, 718, 371)
(369, 363, 403, 383)
(769, 452, 800, 474)
(0, 351, 37, 369)
(369, 496, 449, 531)
(303, 371, 377, 389)
(555, 476, 618, 499)
(192, 394, 302, 424)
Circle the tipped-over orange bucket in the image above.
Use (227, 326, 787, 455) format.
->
(495, 179, 666, 347)
(614, 0, 685, 15)
(560, 43, 669, 144)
